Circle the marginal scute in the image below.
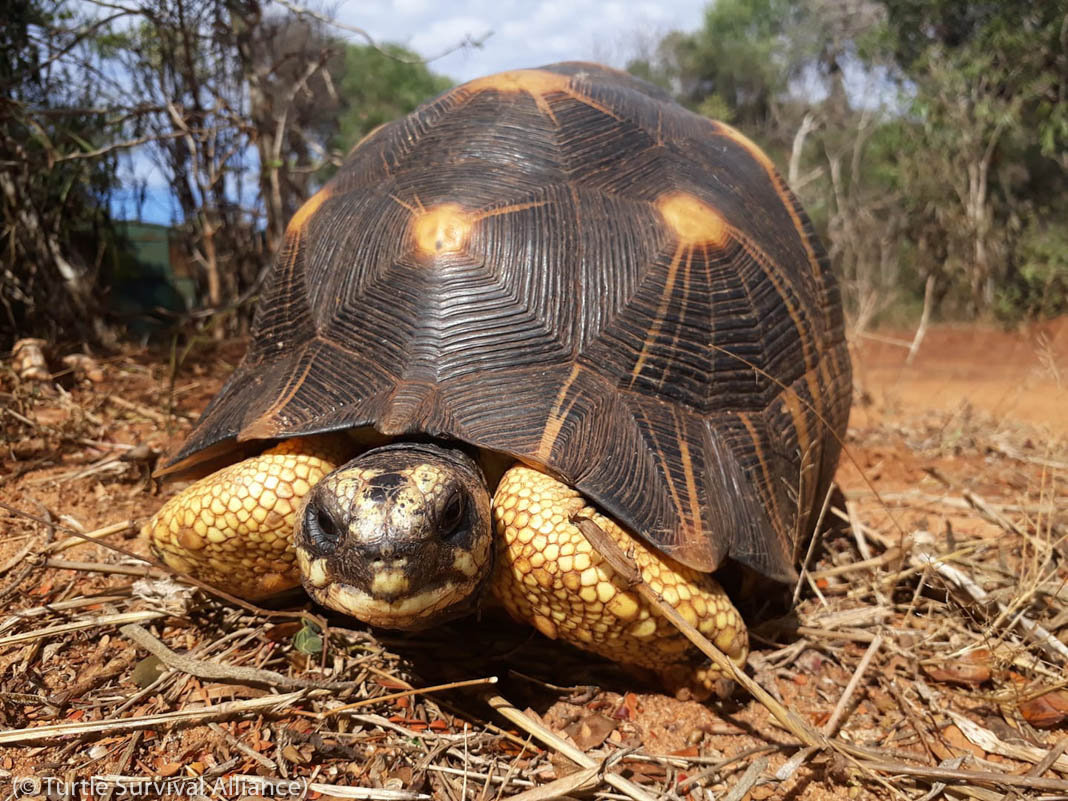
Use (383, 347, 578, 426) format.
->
(711, 120, 776, 173)
(286, 189, 331, 237)
(657, 192, 729, 247)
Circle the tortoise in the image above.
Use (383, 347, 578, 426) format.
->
(144, 62, 852, 694)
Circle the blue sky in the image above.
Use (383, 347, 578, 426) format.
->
(345, 0, 709, 82)
(111, 0, 710, 223)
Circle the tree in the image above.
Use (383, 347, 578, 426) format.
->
(626, 0, 797, 134)
(878, 0, 1068, 315)
(331, 43, 452, 160)
(629, 0, 1068, 322)
(2, 0, 457, 345)
(234, 9, 345, 256)
(0, 0, 122, 348)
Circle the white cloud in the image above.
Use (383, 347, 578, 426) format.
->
(392, 0, 432, 16)
(333, 0, 707, 82)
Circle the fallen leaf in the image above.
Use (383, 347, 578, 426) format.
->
(281, 744, 314, 765)
(614, 692, 640, 720)
(922, 650, 992, 686)
(942, 724, 987, 758)
(563, 712, 617, 751)
(264, 622, 302, 642)
(1018, 689, 1068, 729)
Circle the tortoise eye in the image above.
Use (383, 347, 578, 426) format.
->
(440, 494, 466, 538)
(305, 502, 342, 552)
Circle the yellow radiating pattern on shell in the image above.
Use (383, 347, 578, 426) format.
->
(657, 192, 729, 248)
(489, 465, 747, 694)
(143, 437, 349, 599)
(411, 204, 472, 255)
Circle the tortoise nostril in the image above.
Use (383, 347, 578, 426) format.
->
(305, 502, 342, 553)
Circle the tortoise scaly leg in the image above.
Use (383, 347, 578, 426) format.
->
(143, 437, 351, 599)
(490, 465, 748, 696)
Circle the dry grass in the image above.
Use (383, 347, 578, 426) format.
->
(0, 336, 1065, 801)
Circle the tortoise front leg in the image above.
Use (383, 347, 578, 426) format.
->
(143, 437, 350, 599)
(489, 465, 748, 696)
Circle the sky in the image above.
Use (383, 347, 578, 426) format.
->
(341, 0, 709, 83)
(113, 0, 710, 223)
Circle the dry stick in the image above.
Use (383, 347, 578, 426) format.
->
(915, 756, 966, 801)
(1018, 738, 1068, 790)
(574, 517, 826, 750)
(851, 760, 1068, 793)
(425, 764, 535, 794)
(1031, 737, 1068, 775)
(945, 711, 1068, 773)
(0, 611, 165, 646)
(960, 490, 1027, 537)
(792, 484, 835, 607)
(318, 676, 499, 719)
(0, 500, 328, 629)
(47, 519, 135, 554)
(847, 501, 875, 562)
(854, 330, 914, 349)
(905, 274, 935, 366)
(45, 559, 159, 577)
(869, 491, 1061, 518)
(922, 470, 1028, 539)
(105, 393, 174, 424)
(808, 547, 905, 580)
(99, 731, 142, 801)
(574, 519, 913, 800)
(120, 623, 360, 692)
(792, 626, 879, 644)
(0, 593, 131, 634)
(352, 666, 534, 752)
(499, 764, 602, 801)
(0, 536, 39, 575)
(774, 745, 820, 782)
(0, 690, 305, 745)
(847, 500, 890, 609)
(911, 552, 1068, 664)
(822, 635, 884, 737)
(826, 505, 900, 549)
(995, 739, 1068, 801)
(673, 745, 781, 793)
(722, 756, 769, 801)
(207, 721, 279, 771)
(485, 694, 658, 801)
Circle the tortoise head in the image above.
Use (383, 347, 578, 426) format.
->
(294, 442, 494, 629)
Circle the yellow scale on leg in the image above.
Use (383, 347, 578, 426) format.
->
(143, 437, 349, 599)
(144, 441, 747, 692)
(489, 466, 748, 694)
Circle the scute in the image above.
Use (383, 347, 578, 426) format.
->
(165, 61, 852, 582)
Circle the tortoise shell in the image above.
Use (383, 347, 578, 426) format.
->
(167, 62, 852, 583)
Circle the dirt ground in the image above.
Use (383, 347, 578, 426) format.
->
(0, 321, 1065, 800)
